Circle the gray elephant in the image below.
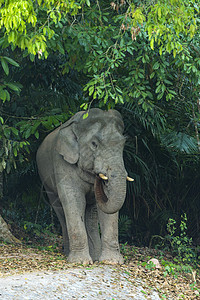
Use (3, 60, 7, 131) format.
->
(36, 108, 133, 264)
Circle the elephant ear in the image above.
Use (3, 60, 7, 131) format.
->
(56, 112, 84, 164)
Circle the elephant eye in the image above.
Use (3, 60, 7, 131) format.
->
(91, 141, 98, 149)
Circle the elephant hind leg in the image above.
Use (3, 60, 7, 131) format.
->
(45, 186, 69, 256)
(85, 203, 101, 262)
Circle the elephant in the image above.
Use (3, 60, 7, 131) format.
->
(36, 108, 133, 265)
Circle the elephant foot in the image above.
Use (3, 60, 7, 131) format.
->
(67, 250, 93, 265)
(99, 249, 124, 265)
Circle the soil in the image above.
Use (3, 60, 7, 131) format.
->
(0, 265, 161, 300)
(0, 242, 199, 299)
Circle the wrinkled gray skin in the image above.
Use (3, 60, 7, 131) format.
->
(36, 108, 127, 265)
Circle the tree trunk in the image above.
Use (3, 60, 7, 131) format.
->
(0, 171, 2, 199)
(0, 214, 21, 244)
(0, 172, 21, 244)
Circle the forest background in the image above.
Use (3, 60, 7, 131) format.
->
(0, 0, 200, 264)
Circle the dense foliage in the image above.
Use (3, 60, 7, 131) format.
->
(0, 0, 200, 250)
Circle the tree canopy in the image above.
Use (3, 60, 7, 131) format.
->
(0, 0, 200, 246)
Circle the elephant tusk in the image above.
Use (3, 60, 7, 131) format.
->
(99, 173, 108, 180)
(127, 176, 134, 182)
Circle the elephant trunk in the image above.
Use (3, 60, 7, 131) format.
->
(94, 173, 127, 214)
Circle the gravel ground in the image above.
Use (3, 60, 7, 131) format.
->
(0, 265, 161, 299)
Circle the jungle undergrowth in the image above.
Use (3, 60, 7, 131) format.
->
(119, 213, 200, 297)
(3, 209, 200, 296)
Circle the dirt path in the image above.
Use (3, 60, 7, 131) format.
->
(0, 265, 160, 300)
(0, 244, 199, 299)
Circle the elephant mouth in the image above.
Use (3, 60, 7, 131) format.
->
(94, 173, 134, 213)
(94, 175, 108, 204)
(94, 173, 134, 205)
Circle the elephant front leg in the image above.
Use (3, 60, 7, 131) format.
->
(57, 183, 93, 265)
(98, 210, 124, 264)
(85, 203, 101, 262)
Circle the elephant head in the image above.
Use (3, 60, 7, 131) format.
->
(56, 108, 132, 214)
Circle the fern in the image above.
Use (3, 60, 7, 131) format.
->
(160, 132, 198, 154)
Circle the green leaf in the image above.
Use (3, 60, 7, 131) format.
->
(35, 131, 39, 139)
(83, 112, 88, 119)
(6, 83, 21, 92)
(30, 54, 35, 62)
(2, 160, 6, 170)
(150, 38, 154, 50)
(159, 46, 163, 56)
(86, 0, 90, 6)
(13, 147, 18, 157)
(3, 57, 19, 67)
(161, 132, 198, 154)
(158, 7, 162, 19)
(155, 84, 162, 93)
(153, 62, 159, 70)
(11, 127, 19, 136)
(5, 90, 10, 101)
(4, 127, 11, 138)
(89, 86, 94, 96)
(0, 89, 7, 101)
(80, 103, 88, 110)
(0, 37, 6, 47)
(150, 72, 155, 79)
(57, 42, 65, 55)
(1, 58, 9, 75)
(31, 121, 41, 134)
(24, 127, 32, 139)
